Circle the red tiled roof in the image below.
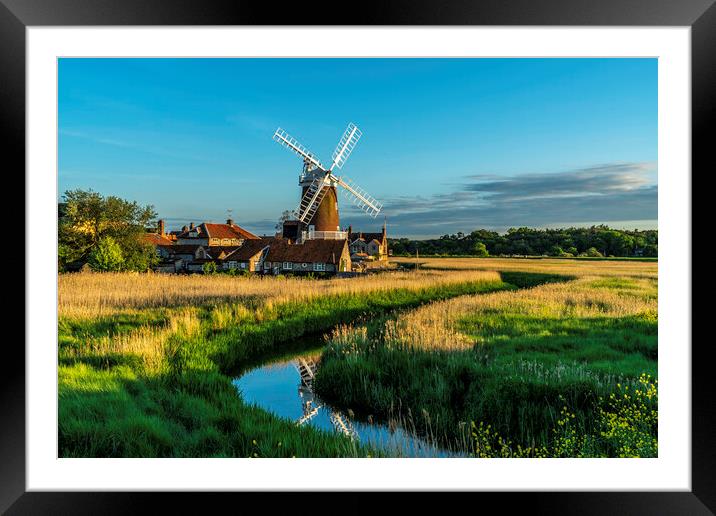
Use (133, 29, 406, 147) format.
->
(224, 239, 272, 261)
(142, 233, 174, 246)
(265, 238, 347, 264)
(179, 222, 259, 241)
(205, 223, 259, 240)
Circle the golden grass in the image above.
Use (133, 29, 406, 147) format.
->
(62, 308, 202, 370)
(376, 274, 657, 352)
(393, 257, 657, 279)
(58, 269, 502, 319)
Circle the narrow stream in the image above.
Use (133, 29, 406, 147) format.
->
(232, 335, 466, 458)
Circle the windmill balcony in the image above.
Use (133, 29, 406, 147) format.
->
(301, 229, 348, 241)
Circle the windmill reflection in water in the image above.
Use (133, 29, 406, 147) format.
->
(294, 356, 357, 439)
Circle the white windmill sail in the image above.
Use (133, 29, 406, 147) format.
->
(330, 122, 363, 171)
(273, 122, 382, 225)
(333, 175, 382, 218)
(296, 175, 329, 223)
(273, 128, 324, 171)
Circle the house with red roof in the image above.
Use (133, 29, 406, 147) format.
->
(222, 238, 274, 272)
(176, 219, 259, 247)
(262, 238, 351, 275)
(143, 218, 354, 276)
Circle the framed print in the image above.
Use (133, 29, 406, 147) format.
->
(5, 0, 711, 512)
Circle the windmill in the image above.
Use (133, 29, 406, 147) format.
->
(273, 123, 382, 239)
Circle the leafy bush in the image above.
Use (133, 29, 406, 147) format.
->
(89, 236, 124, 272)
(202, 262, 218, 275)
(472, 242, 489, 257)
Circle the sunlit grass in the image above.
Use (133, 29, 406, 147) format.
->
(393, 256, 657, 279)
(315, 259, 658, 456)
(59, 269, 502, 319)
(58, 268, 510, 457)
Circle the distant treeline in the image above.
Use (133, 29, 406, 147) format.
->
(388, 225, 657, 258)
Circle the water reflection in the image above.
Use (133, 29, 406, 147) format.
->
(295, 356, 357, 439)
(233, 351, 465, 458)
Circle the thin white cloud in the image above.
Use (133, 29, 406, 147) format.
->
(372, 162, 657, 236)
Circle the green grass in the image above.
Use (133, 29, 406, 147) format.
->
(59, 362, 366, 457)
(313, 274, 657, 456)
(59, 277, 511, 457)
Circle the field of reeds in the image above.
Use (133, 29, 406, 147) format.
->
(58, 259, 657, 457)
(59, 269, 503, 318)
(393, 256, 658, 278)
(58, 268, 511, 457)
(315, 258, 658, 457)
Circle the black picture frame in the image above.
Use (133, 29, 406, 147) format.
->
(4, 0, 709, 513)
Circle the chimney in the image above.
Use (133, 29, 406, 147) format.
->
(158, 219, 165, 236)
(227, 218, 234, 226)
(189, 222, 195, 230)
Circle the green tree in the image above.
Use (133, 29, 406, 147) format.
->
(202, 261, 218, 274)
(586, 247, 603, 257)
(472, 242, 489, 257)
(88, 236, 124, 271)
(58, 189, 158, 271)
(549, 245, 564, 257)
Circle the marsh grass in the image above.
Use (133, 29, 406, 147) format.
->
(58, 259, 657, 457)
(393, 256, 657, 280)
(59, 269, 503, 319)
(314, 261, 658, 456)
(58, 269, 509, 457)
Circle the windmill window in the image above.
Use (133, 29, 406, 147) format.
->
(302, 263, 308, 268)
(240, 262, 246, 269)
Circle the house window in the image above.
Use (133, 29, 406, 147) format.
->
(283, 262, 292, 270)
(240, 262, 246, 269)
(228, 261, 237, 269)
(302, 263, 308, 269)
(313, 263, 326, 272)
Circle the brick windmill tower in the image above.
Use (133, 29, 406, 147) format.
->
(273, 123, 382, 241)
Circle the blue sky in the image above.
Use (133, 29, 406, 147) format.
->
(58, 58, 657, 238)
